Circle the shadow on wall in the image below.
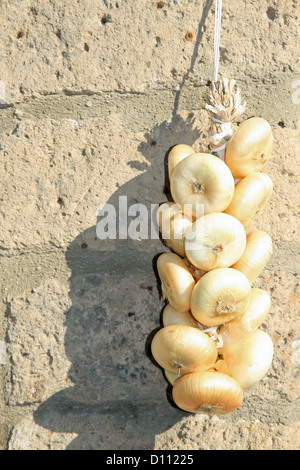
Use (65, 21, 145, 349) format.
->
(33, 1, 213, 450)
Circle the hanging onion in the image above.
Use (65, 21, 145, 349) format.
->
(157, 202, 193, 257)
(185, 212, 246, 271)
(231, 230, 273, 284)
(151, 324, 218, 376)
(172, 370, 243, 414)
(170, 153, 235, 218)
(225, 117, 274, 178)
(157, 252, 195, 312)
(168, 144, 195, 179)
(224, 172, 273, 228)
(191, 268, 251, 327)
(220, 329, 274, 389)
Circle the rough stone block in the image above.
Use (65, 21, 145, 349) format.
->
(0, 1, 298, 126)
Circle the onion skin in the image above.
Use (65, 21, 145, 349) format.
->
(170, 153, 235, 218)
(157, 252, 195, 312)
(220, 329, 274, 389)
(168, 144, 195, 179)
(190, 268, 251, 327)
(224, 172, 273, 228)
(231, 231, 272, 284)
(185, 212, 247, 271)
(172, 371, 243, 414)
(225, 117, 274, 178)
(151, 325, 218, 376)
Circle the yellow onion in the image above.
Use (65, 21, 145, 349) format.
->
(231, 231, 272, 284)
(168, 144, 195, 179)
(157, 252, 195, 312)
(224, 172, 273, 228)
(157, 202, 193, 257)
(170, 153, 235, 218)
(225, 117, 274, 178)
(185, 212, 246, 271)
(151, 325, 218, 376)
(172, 371, 243, 414)
(219, 288, 271, 344)
(220, 329, 274, 389)
(191, 268, 251, 327)
(162, 304, 199, 328)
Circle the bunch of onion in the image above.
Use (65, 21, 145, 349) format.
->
(151, 83, 275, 415)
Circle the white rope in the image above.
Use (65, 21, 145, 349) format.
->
(213, 0, 223, 82)
(207, 1, 246, 162)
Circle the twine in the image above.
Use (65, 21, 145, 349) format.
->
(206, 1, 246, 160)
(213, 0, 223, 82)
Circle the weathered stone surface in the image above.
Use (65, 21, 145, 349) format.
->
(255, 127, 300, 245)
(9, 409, 299, 451)
(5, 280, 72, 406)
(154, 415, 300, 450)
(0, 111, 209, 252)
(5, 274, 166, 405)
(0, 116, 156, 250)
(8, 414, 78, 451)
(4, 265, 300, 449)
(5, 273, 183, 449)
